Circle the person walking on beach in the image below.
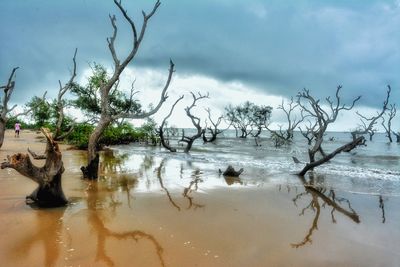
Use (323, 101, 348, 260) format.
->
(14, 122, 21, 137)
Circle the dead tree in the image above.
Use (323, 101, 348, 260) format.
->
(53, 48, 78, 141)
(81, 0, 174, 179)
(202, 108, 224, 143)
(381, 104, 396, 143)
(158, 95, 184, 152)
(268, 98, 304, 144)
(0, 67, 20, 148)
(1, 128, 67, 207)
(179, 92, 209, 153)
(296, 86, 364, 176)
(393, 131, 400, 143)
(351, 85, 391, 141)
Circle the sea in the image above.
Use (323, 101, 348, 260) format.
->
(108, 129, 400, 196)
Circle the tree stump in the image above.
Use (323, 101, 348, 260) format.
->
(1, 128, 67, 207)
(219, 165, 244, 177)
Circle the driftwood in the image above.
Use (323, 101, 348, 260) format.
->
(219, 165, 244, 177)
(1, 128, 67, 207)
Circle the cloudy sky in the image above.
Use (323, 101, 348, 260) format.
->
(0, 0, 399, 130)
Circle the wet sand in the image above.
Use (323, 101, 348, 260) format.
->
(0, 130, 399, 267)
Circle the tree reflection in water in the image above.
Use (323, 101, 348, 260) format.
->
(289, 174, 360, 248)
(11, 208, 66, 267)
(379, 195, 386, 223)
(85, 181, 165, 267)
(155, 158, 205, 211)
(182, 169, 205, 210)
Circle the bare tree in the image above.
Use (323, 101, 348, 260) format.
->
(381, 104, 396, 143)
(296, 86, 365, 176)
(158, 95, 184, 152)
(267, 98, 305, 146)
(351, 85, 391, 141)
(81, 0, 174, 179)
(53, 48, 78, 141)
(393, 131, 400, 143)
(179, 92, 209, 152)
(0, 68, 47, 147)
(0, 67, 20, 147)
(1, 128, 67, 207)
(202, 108, 225, 143)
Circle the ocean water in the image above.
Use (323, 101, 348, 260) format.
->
(109, 130, 400, 196)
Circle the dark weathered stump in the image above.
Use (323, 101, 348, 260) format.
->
(219, 165, 244, 177)
(81, 153, 100, 180)
(26, 172, 67, 208)
(1, 128, 67, 208)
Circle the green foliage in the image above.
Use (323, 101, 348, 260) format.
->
(5, 117, 32, 129)
(225, 101, 273, 137)
(138, 118, 159, 145)
(100, 123, 142, 146)
(70, 63, 142, 119)
(26, 96, 51, 128)
(65, 120, 160, 149)
(65, 123, 95, 149)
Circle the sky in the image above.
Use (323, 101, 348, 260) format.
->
(0, 0, 399, 131)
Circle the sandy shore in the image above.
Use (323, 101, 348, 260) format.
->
(0, 129, 399, 267)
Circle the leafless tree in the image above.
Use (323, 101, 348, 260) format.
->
(1, 128, 67, 207)
(53, 48, 78, 141)
(179, 92, 209, 152)
(393, 131, 400, 143)
(81, 0, 174, 179)
(267, 98, 305, 146)
(296, 86, 365, 176)
(158, 95, 184, 152)
(381, 104, 396, 143)
(1, 69, 47, 146)
(0, 67, 20, 148)
(351, 85, 391, 141)
(202, 108, 225, 143)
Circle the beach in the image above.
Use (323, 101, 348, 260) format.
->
(0, 129, 399, 267)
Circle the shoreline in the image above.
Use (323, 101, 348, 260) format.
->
(0, 129, 399, 266)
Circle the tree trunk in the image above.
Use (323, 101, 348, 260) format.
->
(81, 117, 111, 179)
(0, 120, 6, 148)
(298, 136, 365, 176)
(0, 128, 67, 207)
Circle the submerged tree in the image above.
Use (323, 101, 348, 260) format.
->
(73, 0, 174, 179)
(202, 108, 225, 143)
(267, 98, 304, 146)
(179, 92, 209, 152)
(351, 85, 391, 141)
(296, 86, 365, 176)
(381, 103, 396, 143)
(1, 128, 67, 207)
(158, 95, 184, 152)
(225, 101, 272, 138)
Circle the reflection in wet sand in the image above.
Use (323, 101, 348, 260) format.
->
(84, 181, 165, 267)
(11, 208, 66, 267)
(1, 132, 400, 267)
(183, 169, 205, 210)
(156, 159, 181, 211)
(289, 174, 360, 248)
(156, 159, 205, 211)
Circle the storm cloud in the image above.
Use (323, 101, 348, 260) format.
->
(1, 0, 399, 108)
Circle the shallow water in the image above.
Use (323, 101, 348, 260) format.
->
(0, 131, 399, 266)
